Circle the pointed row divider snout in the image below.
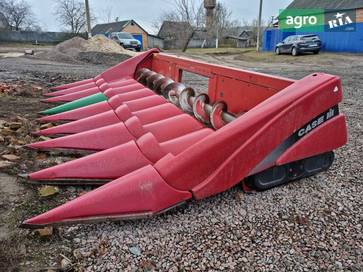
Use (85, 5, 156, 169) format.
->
(35, 93, 171, 136)
(39, 93, 108, 116)
(38, 101, 114, 123)
(49, 78, 95, 92)
(38, 94, 167, 123)
(46, 48, 160, 96)
(27, 128, 213, 184)
(45, 82, 97, 96)
(42, 81, 145, 103)
(42, 86, 101, 102)
(40, 67, 172, 116)
(21, 165, 192, 227)
(34, 110, 121, 136)
(40, 81, 147, 114)
(45, 76, 134, 97)
(29, 103, 185, 150)
(30, 112, 203, 152)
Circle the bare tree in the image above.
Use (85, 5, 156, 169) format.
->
(0, 0, 38, 31)
(54, 0, 95, 34)
(99, 6, 113, 23)
(242, 18, 267, 45)
(211, 2, 237, 35)
(153, 0, 204, 31)
(154, 0, 240, 50)
(153, 0, 204, 51)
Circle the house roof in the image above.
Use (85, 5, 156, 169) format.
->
(92, 20, 130, 35)
(91, 20, 150, 35)
(287, 0, 363, 10)
(148, 33, 164, 40)
(224, 35, 249, 41)
(157, 21, 193, 38)
(239, 30, 252, 37)
(226, 26, 253, 37)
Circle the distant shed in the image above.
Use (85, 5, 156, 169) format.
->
(147, 34, 164, 49)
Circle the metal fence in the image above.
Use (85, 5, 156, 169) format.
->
(0, 30, 86, 44)
(263, 23, 363, 53)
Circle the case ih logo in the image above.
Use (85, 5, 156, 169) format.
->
(297, 106, 338, 138)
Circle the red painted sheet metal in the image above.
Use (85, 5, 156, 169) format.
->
(112, 95, 167, 112)
(104, 86, 153, 99)
(116, 103, 183, 124)
(30, 105, 189, 151)
(38, 101, 113, 122)
(106, 78, 137, 88)
(42, 87, 101, 103)
(28, 141, 152, 181)
(140, 114, 204, 142)
(23, 165, 191, 227)
(47, 48, 156, 95)
(151, 53, 295, 114)
(27, 127, 212, 182)
(277, 114, 347, 165)
(160, 128, 213, 157)
(35, 110, 120, 136)
(50, 78, 94, 91)
(189, 75, 344, 198)
(45, 81, 145, 103)
(154, 73, 344, 199)
(136, 129, 213, 163)
(47, 82, 98, 97)
(28, 123, 136, 151)
(37, 83, 170, 135)
(152, 53, 294, 88)
(100, 49, 159, 83)
(39, 94, 168, 124)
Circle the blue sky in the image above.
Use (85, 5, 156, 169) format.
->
(28, 0, 292, 34)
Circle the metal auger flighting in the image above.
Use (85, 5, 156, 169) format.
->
(136, 67, 237, 129)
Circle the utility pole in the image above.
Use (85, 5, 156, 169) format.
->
(216, 28, 219, 49)
(84, 0, 92, 38)
(256, 0, 263, 52)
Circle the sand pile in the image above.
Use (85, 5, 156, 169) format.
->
(37, 35, 136, 65)
(85, 35, 137, 55)
(55, 36, 87, 55)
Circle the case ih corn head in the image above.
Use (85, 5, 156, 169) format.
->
(21, 49, 347, 228)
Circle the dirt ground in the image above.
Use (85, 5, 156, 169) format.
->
(0, 46, 362, 271)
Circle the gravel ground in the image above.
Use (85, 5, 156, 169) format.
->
(0, 51, 362, 271)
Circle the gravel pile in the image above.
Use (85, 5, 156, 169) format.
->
(84, 35, 137, 56)
(53, 58, 362, 271)
(36, 35, 135, 65)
